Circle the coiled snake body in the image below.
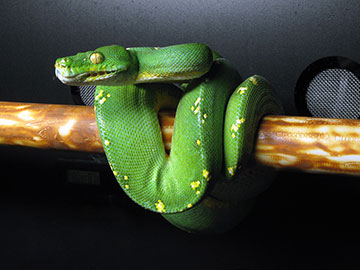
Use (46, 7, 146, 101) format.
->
(55, 43, 282, 233)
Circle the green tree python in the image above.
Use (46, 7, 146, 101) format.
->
(55, 43, 283, 233)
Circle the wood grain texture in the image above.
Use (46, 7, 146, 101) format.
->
(0, 102, 359, 175)
(255, 116, 360, 175)
(0, 102, 103, 152)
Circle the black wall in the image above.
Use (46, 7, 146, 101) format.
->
(2, 0, 360, 114)
(1, 1, 360, 269)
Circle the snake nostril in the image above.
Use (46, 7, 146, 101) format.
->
(57, 57, 71, 67)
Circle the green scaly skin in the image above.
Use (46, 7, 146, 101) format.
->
(55, 43, 283, 233)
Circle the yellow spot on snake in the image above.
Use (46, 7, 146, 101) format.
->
(99, 97, 107, 104)
(191, 105, 195, 111)
(196, 191, 200, 195)
(203, 169, 211, 181)
(231, 118, 245, 133)
(106, 93, 111, 97)
(104, 140, 110, 146)
(232, 133, 236, 138)
(155, 200, 166, 213)
(125, 184, 129, 189)
(124, 175, 129, 180)
(237, 118, 246, 124)
(190, 181, 201, 190)
(237, 86, 248, 94)
(194, 107, 200, 114)
(201, 113, 207, 124)
(228, 167, 234, 176)
(187, 204, 193, 208)
(95, 90, 104, 101)
(113, 171, 118, 176)
(230, 124, 238, 132)
(196, 139, 201, 145)
(194, 97, 201, 106)
(249, 77, 258, 85)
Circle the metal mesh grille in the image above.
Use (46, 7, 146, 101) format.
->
(306, 68, 360, 119)
(79, 85, 97, 106)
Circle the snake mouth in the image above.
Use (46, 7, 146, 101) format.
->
(83, 70, 118, 83)
(55, 68, 118, 85)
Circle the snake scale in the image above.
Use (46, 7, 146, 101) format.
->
(55, 43, 282, 233)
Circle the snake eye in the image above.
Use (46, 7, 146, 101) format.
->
(90, 52, 103, 64)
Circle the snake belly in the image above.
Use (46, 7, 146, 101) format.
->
(55, 43, 283, 233)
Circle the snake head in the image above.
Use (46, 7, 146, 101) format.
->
(55, 45, 138, 86)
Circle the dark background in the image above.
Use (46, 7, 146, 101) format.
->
(1, 0, 360, 269)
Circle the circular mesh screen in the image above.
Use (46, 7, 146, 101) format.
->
(79, 85, 97, 106)
(306, 68, 360, 119)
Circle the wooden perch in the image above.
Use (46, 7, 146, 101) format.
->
(0, 101, 359, 176)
